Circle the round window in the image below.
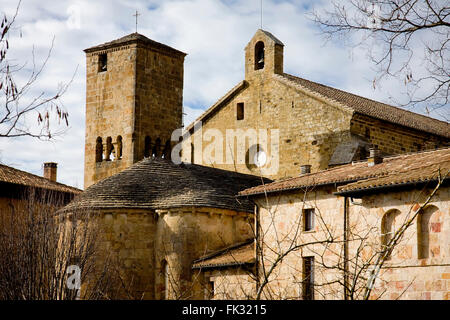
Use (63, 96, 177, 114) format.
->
(246, 145, 266, 170)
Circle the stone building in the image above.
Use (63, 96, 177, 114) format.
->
(69, 29, 449, 299)
(83, 33, 186, 188)
(0, 162, 81, 212)
(215, 147, 449, 300)
(182, 29, 449, 180)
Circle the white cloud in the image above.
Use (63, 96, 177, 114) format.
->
(0, 0, 447, 189)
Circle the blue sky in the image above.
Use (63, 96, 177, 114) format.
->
(0, 0, 447, 189)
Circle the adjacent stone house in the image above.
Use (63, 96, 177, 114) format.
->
(202, 147, 449, 300)
(0, 162, 81, 212)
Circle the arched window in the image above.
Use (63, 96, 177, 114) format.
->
(160, 260, 169, 300)
(153, 138, 161, 157)
(105, 137, 113, 161)
(144, 136, 151, 158)
(255, 41, 265, 70)
(116, 136, 123, 159)
(381, 209, 401, 259)
(417, 205, 440, 259)
(162, 140, 171, 159)
(95, 137, 103, 163)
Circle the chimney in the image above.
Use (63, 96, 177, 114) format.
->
(300, 164, 311, 175)
(368, 146, 382, 167)
(44, 162, 57, 182)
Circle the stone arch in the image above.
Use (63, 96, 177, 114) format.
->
(116, 135, 123, 159)
(381, 209, 401, 259)
(105, 136, 114, 161)
(417, 205, 440, 259)
(153, 138, 161, 157)
(95, 137, 103, 163)
(162, 140, 171, 160)
(255, 41, 265, 70)
(144, 136, 151, 158)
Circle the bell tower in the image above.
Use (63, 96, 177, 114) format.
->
(244, 29, 284, 80)
(83, 33, 186, 188)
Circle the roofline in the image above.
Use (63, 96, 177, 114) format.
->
(84, 33, 187, 56)
(238, 179, 359, 198)
(184, 80, 247, 133)
(278, 73, 450, 139)
(191, 239, 254, 265)
(0, 164, 82, 194)
(334, 177, 449, 198)
(192, 261, 255, 270)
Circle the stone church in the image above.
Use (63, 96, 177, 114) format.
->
(64, 30, 449, 299)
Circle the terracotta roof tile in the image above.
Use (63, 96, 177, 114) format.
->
(337, 160, 449, 194)
(0, 164, 82, 194)
(239, 148, 450, 196)
(192, 239, 255, 269)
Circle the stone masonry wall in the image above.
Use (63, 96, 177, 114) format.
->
(350, 113, 448, 155)
(91, 206, 253, 299)
(84, 42, 184, 188)
(182, 30, 447, 181)
(84, 45, 137, 188)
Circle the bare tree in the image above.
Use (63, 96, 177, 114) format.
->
(0, 188, 118, 299)
(0, 1, 71, 140)
(310, 0, 449, 118)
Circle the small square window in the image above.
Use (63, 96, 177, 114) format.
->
(237, 103, 244, 120)
(98, 53, 107, 72)
(303, 208, 314, 232)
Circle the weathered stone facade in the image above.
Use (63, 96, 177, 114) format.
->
(84, 34, 185, 188)
(182, 30, 448, 180)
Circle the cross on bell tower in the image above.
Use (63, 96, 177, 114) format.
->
(133, 10, 140, 33)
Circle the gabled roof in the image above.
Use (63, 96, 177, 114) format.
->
(63, 157, 270, 213)
(277, 73, 450, 139)
(0, 164, 81, 194)
(84, 32, 186, 56)
(250, 29, 284, 46)
(184, 72, 449, 139)
(192, 239, 255, 269)
(239, 147, 450, 196)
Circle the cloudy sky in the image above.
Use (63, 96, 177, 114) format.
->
(0, 0, 448, 189)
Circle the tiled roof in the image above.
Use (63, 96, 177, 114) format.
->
(63, 157, 269, 213)
(84, 32, 187, 56)
(239, 147, 450, 196)
(278, 73, 450, 139)
(184, 71, 449, 139)
(336, 158, 450, 194)
(192, 239, 255, 269)
(0, 164, 82, 194)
